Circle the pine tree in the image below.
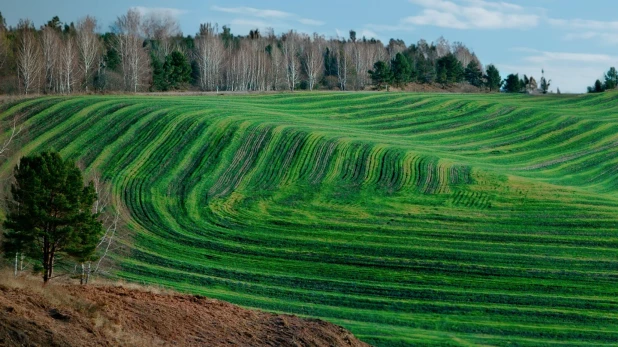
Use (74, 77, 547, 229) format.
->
(163, 51, 192, 90)
(604, 67, 617, 90)
(391, 53, 412, 87)
(484, 64, 502, 92)
(503, 73, 522, 93)
(436, 53, 464, 87)
(464, 60, 483, 87)
(368, 61, 393, 90)
(1, 152, 103, 283)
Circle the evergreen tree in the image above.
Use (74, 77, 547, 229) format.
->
(163, 51, 192, 90)
(540, 76, 551, 94)
(604, 67, 617, 90)
(464, 60, 483, 87)
(151, 53, 166, 91)
(415, 54, 435, 84)
(590, 79, 605, 93)
(368, 61, 393, 89)
(503, 73, 522, 93)
(0, 12, 6, 31)
(484, 64, 502, 92)
(436, 53, 464, 87)
(152, 51, 192, 91)
(1, 152, 103, 283)
(391, 53, 411, 86)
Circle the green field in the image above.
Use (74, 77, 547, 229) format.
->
(2, 92, 618, 346)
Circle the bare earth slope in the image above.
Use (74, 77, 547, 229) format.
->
(0, 279, 368, 347)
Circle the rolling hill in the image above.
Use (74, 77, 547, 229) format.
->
(1, 92, 618, 346)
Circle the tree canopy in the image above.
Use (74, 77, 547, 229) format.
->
(503, 73, 522, 93)
(464, 60, 483, 88)
(391, 53, 412, 87)
(436, 53, 464, 87)
(1, 152, 103, 283)
(484, 65, 502, 92)
(368, 61, 393, 89)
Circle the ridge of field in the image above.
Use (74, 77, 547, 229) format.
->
(1, 92, 618, 346)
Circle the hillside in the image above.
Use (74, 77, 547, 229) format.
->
(0, 275, 367, 346)
(1, 92, 618, 346)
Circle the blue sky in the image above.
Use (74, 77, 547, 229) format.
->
(3, 0, 618, 93)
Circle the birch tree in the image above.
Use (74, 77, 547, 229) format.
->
(143, 11, 181, 59)
(114, 9, 150, 92)
(338, 42, 353, 91)
(80, 175, 120, 285)
(303, 34, 324, 91)
(41, 26, 60, 93)
(195, 23, 224, 91)
(59, 35, 78, 94)
(76, 16, 101, 91)
(17, 20, 42, 95)
(0, 118, 22, 276)
(281, 30, 300, 91)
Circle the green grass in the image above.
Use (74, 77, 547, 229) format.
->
(2, 92, 618, 346)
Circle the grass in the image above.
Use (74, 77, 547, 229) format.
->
(1, 91, 618, 346)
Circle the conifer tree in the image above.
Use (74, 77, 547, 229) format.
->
(2, 152, 103, 283)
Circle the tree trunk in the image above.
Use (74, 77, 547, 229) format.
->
(43, 238, 49, 283)
(86, 262, 91, 284)
(80, 263, 85, 285)
(14, 252, 18, 277)
(43, 239, 54, 284)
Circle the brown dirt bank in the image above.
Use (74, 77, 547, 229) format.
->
(0, 276, 369, 346)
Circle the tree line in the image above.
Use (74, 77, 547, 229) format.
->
(587, 67, 618, 93)
(0, 10, 505, 94)
(368, 51, 503, 91)
(501, 70, 553, 94)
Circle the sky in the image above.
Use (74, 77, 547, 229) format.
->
(3, 0, 618, 93)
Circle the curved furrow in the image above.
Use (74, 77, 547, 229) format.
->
(2, 93, 618, 346)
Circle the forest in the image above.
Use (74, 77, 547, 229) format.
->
(0, 9, 505, 94)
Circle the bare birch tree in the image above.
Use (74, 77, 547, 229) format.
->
(1, 117, 23, 276)
(303, 34, 324, 91)
(337, 42, 352, 91)
(76, 16, 101, 91)
(452, 41, 474, 67)
(143, 11, 181, 59)
(195, 23, 224, 91)
(387, 39, 406, 62)
(59, 35, 78, 94)
(41, 26, 60, 93)
(78, 174, 121, 284)
(281, 30, 300, 91)
(435, 36, 450, 58)
(114, 9, 150, 92)
(17, 20, 42, 95)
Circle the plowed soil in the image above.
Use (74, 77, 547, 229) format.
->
(0, 279, 369, 347)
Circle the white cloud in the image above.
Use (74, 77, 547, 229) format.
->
(211, 5, 324, 29)
(563, 32, 618, 45)
(404, 0, 539, 29)
(131, 7, 187, 18)
(211, 6, 292, 19)
(549, 18, 618, 45)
